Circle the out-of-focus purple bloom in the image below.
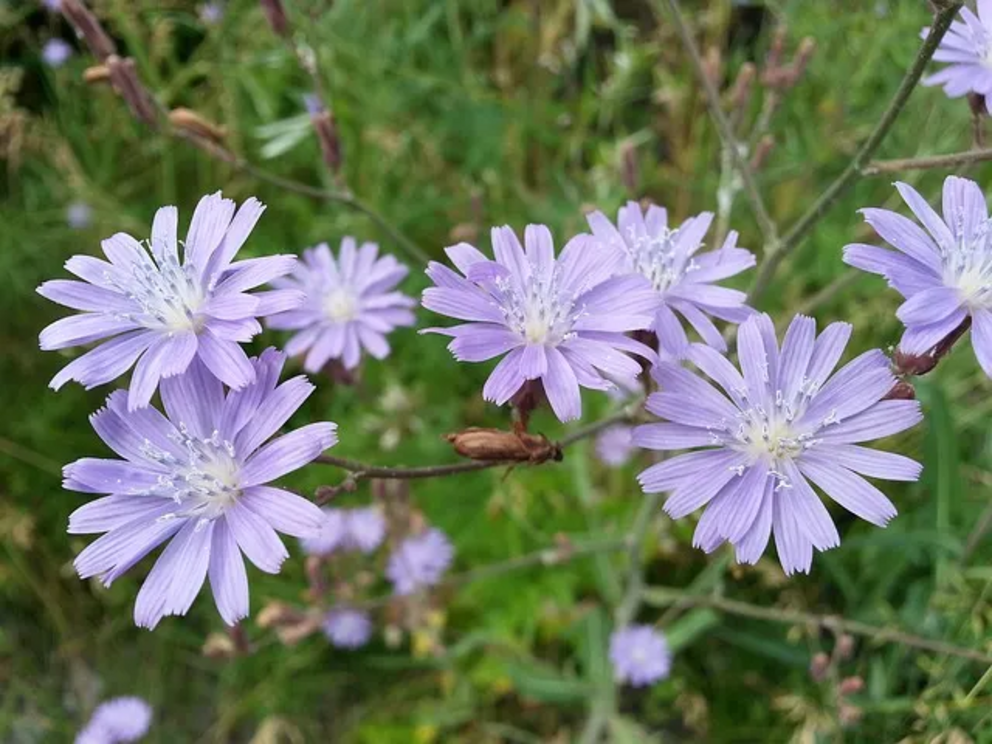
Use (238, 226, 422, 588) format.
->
(299, 506, 385, 556)
(67, 202, 93, 229)
(386, 528, 453, 595)
(595, 424, 635, 467)
(422, 225, 658, 422)
(76, 697, 152, 744)
(42, 0, 62, 11)
(587, 201, 755, 360)
(634, 313, 923, 575)
(267, 239, 415, 372)
(609, 626, 671, 687)
(199, 2, 224, 24)
(323, 607, 372, 648)
(65, 349, 336, 629)
(343, 507, 386, 553)
(299, 507, 346, 556)
(921, 4, 992, 114)
(844, 176, 992, 377)
(38, 192, 303, 409)
(302, 93, 324, 116)
(42, 38, 73, 67)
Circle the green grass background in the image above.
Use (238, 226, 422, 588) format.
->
(1, 0, 991, 741)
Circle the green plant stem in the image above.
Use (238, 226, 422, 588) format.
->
(653, 0, 779, 248)
(748, 3, 962, 303)
(641, 588, 992, 664)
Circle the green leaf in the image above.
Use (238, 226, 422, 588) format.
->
(503, 660, 593, 704)
(664, 608, 720, 652)
(609, 715, 656, 744)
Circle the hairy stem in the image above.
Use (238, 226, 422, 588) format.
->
(748, 3, 961, 302)
(864, 146, 992, 175)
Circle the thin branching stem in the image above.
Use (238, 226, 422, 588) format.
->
(313, 405, 639, 482)
(642, 588, 992, 664)
(864, 147, 992, 175)
(748, 3, 962, 303)
(655, 0, 779, 248)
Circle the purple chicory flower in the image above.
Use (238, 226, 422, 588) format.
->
(386, 528, 453, 595)
(609, 626, 671, 687)
(42, 0, 62, 11)
(299, 507, 347, 556)
(65, 349, 336, 629)
(42, 38, 73, 67)
(343, 507, 386, 553)
(38, 192, 303, 410)
(921, 3, 992, 114)
(323, 607, 373, 648)
(299, 506, 385, 556)
(199, 1, 224, 24)
(76, 697, 152, 744)
(634, 313, 923, 575)
(267, 239, 415, 372)
(587, 201, 755, 360)
(421, 225, 658, 422)
(67, 201, 93, 229)
(844, 176, 992, 376)
(595, 424, 635, 467)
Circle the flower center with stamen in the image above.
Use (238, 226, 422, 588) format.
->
(148, 427, 242, 522)
(323, 288, 358, 323)
(622, 226, 698, 296)
(497, 272, 576, 346)
(111, 245, 206, 333)
(943, 218, 992, 308)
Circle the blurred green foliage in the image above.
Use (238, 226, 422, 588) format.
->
(1, 0, 991, 741)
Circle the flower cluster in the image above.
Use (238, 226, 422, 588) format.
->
(300, 506, 387, 556)
(42, 195, 340, 628)
(922, 3, 992, 114)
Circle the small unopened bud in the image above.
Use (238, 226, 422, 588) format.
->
(790, 38, 816, 83)
(445, 427, 562, 464)
(106, 56, 158, 127)
(838, 676, 865, 696)
(202, 632, 237, 660)
(702, 45, 723, 87)
(276, 615, 321, 646)
(838, 704, 863, 727)
(620, 141, 639, 196)
(809, 652, 831, 682)
(750, 135, 775, 171)
(893, 350, 937, 377)
(882, 380, 916, 401)
(169, 107, 226, 144)
(257, 600, 303, 629)
(729, 62, 757, 111)
(304, 96, 343, 176)
(82, 64, 110, 84)
(834, 634, 855, 661)
(61, 0, 116, 59)
(260, 0, 289, 37)
(763, 27, 788, 80)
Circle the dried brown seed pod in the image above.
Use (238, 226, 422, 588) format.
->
(444, 427, 562, 464)
(169, 107, 227, 144)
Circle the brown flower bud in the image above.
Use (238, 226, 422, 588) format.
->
(838, 675, 865, 696)
(834, 633, 855, 661)
(838, 704, 863, 727)
(969, 92, 988, 118)
(202, 632, 237, 660)
(750, 135, 775, 171)
(82, 65, 110, 84)
(882, 380, 916, 401)
(620, 141, 639, 196)
(106, 56, 158, 127)
(61, 0, 116, 60)
(729, 62, 756, 111)
(809, 651, 831, 682)
(260, 0, 289, 37)
(169, 107, 226, 144)
(310, 108, 343, 175)
(444, 427, 562, 464)
(892, 350, 938, 377)
(763, 26, 788, 82)
(257, 600, 304, 629)
(789, 37, 816, 84)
